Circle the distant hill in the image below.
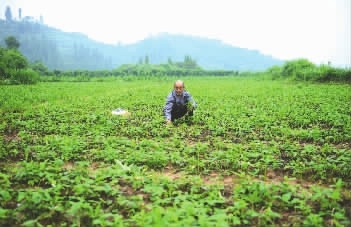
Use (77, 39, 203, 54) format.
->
(0, 19, 284, 71)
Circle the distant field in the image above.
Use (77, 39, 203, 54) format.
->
(1, 77, 351, 227)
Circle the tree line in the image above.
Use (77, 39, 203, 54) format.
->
(266, 59, 350, 82)
(0, 36, 350, 84)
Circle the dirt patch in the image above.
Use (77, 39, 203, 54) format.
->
(89, 162, 101, 171)
(335, 142, 351, 149)
(62, 162, 74, 170)
(118, 180, 148, 198)
(3, 130, 20, 142)
(154, 167, 334, 196)
(161, 166, 183, 180)
(201, 172, 239, 197)
(193, 130, 212, 142)
(201, 172, 238, 188)
(62, 161, 101, 171)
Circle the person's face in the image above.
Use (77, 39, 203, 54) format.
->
(174, 83, 184, 96)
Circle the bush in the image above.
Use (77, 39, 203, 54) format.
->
(9, 69, 39, 84)
(267, 59, 351, 83)
(309, 65, 350, 82)
(266, 65, 282, 80)
(281, 59, 316, 79)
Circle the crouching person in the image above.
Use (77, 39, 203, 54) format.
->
(163, 80, 197, 124)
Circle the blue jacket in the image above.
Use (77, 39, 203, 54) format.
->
(163, 90, 197, 121)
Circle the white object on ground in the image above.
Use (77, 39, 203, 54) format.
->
(111, 108, 128, 115)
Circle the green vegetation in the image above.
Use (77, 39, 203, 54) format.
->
(1, 77, 350, 226)
(0, 36, 39, 85)
(1, 12, 350, 226)
(267, 58, 350, 82)
(1, 35, 349, 85)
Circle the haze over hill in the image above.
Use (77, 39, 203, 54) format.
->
(2, 0, 351, 70)
(0, 19, 284, 71)
(2, 0, 350, 68)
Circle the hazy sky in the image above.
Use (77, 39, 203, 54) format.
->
(1, 0, 350, 66)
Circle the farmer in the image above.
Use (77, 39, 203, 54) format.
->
(163, 80, 197, 124)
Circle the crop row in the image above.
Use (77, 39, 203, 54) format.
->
(1, 160, 350, 226)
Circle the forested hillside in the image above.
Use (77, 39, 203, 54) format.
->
(0, 19, 283, 71)
(0, 19, 113, 70)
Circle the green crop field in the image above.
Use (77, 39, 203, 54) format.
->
(1, 76, 351, 227)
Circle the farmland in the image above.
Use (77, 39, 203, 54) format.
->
(1, 76, 351, 227)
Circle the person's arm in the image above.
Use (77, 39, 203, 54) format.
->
(185, 91, 197, 110)
(164, 93, 174, 123)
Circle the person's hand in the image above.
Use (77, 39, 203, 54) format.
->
(187, 102, 194, 111)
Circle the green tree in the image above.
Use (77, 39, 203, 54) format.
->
(266, 65, 282, 80)
(5, 36, 20, 50)
(5, 6, 12, 21)
(0, 46, 38, 84)
(30, 61, 50, 75)
(182, 55, 199, 69)
(4, 49, 28, 70)
(281, 58, 315, 79)
(0, 47, 7, 78)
